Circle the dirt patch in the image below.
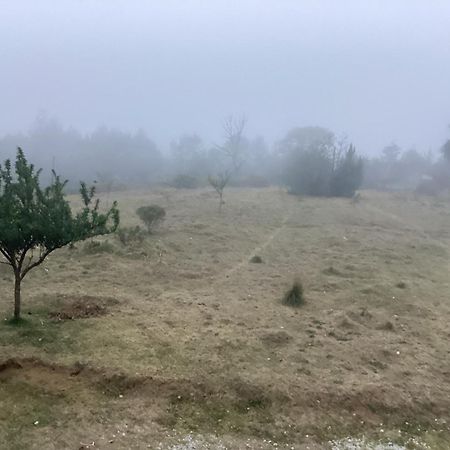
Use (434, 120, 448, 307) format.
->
(0, 357, 182, 404)
(48, 295, 118, 320)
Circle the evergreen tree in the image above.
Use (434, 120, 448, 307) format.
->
(330, 144, 364, 197)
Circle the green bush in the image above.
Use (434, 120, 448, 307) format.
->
(136, 205, 166, 233)
(329, 145, 364, 197)
(281, 127, 363, 197)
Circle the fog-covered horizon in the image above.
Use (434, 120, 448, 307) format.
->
(1, 0, 450, 154)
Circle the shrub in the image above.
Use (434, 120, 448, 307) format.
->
(117, 226, 146, 245)
(171, 174, 198, 189)
(136, 205, 166, 233)
(282, 280, 305, 307)
(285, 147, 333, 196)
(281, 127, 363, 197)
(250, 255, 263, 263)
(329, 145, 364, 197)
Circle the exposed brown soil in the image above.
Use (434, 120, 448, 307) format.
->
(0, 355, 447, 434)
(48, 295, 118, 320)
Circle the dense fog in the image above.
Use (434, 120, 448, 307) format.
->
(1, 1, 450, 194)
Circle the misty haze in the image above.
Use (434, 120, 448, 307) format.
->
(0, 1, 450, 449)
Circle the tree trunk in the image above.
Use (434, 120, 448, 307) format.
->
(14, 272, 21, 320)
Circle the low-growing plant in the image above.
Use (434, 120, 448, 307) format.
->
(136, 205, 166, 233)
(117, 226, 146, 246)
(250, 255, 263, 263)
(282, 280, 305, 307)
(83, 240, 115, 254)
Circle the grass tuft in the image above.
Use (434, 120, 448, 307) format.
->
(250, 255, 263, 263)
(282, 280, 305, 307)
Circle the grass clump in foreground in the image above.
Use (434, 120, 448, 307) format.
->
(282, 280, 305, 307)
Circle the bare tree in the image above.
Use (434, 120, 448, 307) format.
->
(208, 171, 231, 212)
(208, 115, 247, 212)
(216, 115, 247, 172)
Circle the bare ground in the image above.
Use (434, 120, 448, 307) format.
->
(0, 187, 449, 449)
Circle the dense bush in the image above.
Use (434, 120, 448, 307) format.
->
(136, 205, 166, 233)
(329, 145, 364, 197)
(282, 127, 363, 197)
(285, 146, 333, 196)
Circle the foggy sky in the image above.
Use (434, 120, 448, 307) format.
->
(1, 0, 450, 154)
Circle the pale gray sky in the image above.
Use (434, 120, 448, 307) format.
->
(1, 0, 450, 154)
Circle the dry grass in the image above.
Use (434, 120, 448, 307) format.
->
(0, 187, 449, 449)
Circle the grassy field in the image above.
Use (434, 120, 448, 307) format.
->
(1, 187, 450, 449)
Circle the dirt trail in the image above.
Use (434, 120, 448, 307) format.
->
(218, 213, 292, 283)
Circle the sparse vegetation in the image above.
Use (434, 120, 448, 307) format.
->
(0, 187, 449, 449)
(83, 239, 116, 254)
(136, 205, 166, 233)
(117, 225, 146, 246)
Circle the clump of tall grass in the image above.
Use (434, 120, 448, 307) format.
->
(282, 280, 305, 307)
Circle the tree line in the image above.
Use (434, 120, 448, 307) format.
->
(1, 116, 449, 197)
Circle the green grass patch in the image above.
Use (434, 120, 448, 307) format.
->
(1, 307, 85, 354)
(0, 380, 67, 450)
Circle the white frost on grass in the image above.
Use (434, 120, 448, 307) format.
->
(163, 434, 227, 450)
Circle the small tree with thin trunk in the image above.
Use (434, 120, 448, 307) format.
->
(208, 171, 231, 212)
(208, 115, 247, 211)
(0, 148, 120, 321)
(215, 115, 247, 172)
